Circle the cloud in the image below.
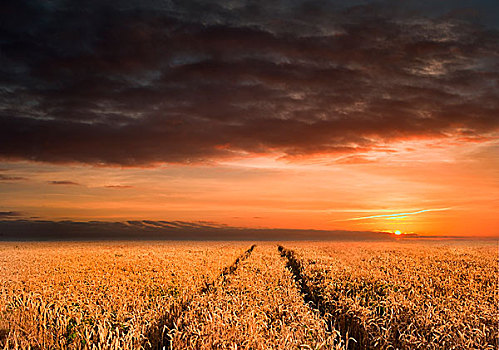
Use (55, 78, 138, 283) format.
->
(0, 219, 396, 241)
(1, 219, 492, 240)
(0, 174, 25, 181)
(105, 185, 133, 189)
(335, 155, 376, 165)
(344, 207, 452, 221)
(0, 211, 22, 217)
(0, 1, 497, 166)
(48, 180, 81, 186)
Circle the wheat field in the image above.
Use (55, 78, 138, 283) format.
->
(0, 241, 497, 349)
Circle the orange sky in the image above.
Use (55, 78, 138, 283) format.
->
(2, 0, 499, 238)
(1, 135, 497, 237)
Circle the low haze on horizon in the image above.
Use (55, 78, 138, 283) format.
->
(1, 0, 498, 237)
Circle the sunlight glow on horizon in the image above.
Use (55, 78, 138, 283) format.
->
(0, 135, 498, 237)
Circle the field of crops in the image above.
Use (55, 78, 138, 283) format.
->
(0, 241, 497, 349)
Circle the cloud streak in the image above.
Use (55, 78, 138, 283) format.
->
(48, 180, 81, 186)
(0, 211, 22, 218)
(344, 208, 453, 221)
(0, 174, 25, 181)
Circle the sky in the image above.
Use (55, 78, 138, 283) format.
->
(0, 0, 498, 237)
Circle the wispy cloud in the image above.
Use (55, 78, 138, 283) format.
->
(344, 208, 452, 221)
(0, 211, 23, 217)
(48, 181, 81, 186)
(0, 174, 26, 181)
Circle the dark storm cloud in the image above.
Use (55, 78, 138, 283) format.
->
(0, 0, 498, 166)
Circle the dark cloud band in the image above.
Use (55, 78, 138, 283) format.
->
(1, 0, 497, 166)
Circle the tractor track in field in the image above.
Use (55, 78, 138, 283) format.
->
(201, 244, 256, 293)
(278, 245, 371, 350)
(145, 244, 257, 350)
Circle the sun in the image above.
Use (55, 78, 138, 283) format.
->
(394, 230, 402, 235)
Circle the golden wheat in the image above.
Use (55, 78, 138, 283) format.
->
(284, 241, 498, 349)
(1, 241, 496, 349)
(0, 241, 247, 349)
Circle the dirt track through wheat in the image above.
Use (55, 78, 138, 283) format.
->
(168, 245, 339, 349)
(278, 245, 368, 349)
(201, 244, 256, 293)
(146, 244, 257, 349)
